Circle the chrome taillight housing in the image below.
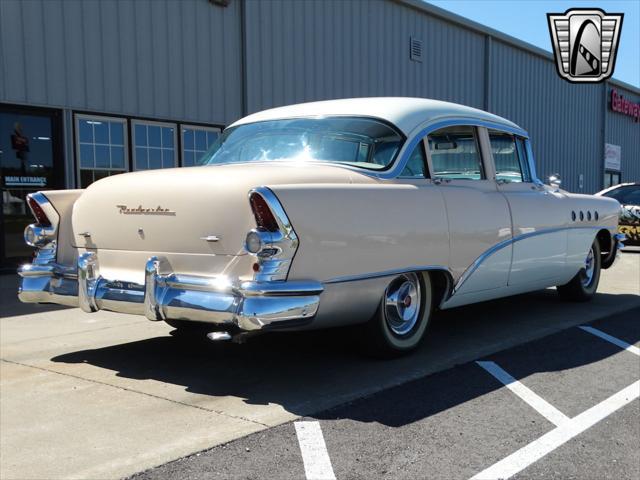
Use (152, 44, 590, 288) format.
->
(245, 187, 299, 281)
(23, 193, 59, 249)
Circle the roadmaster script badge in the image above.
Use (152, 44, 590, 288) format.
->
(547, 8, 623, 83)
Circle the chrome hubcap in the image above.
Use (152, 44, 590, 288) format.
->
(581, 247, 595, 287)
(384, 273, 421, 336)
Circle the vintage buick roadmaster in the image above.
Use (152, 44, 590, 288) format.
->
(18, 98, 624, 355)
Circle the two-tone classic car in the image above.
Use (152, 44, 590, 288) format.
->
(18, 98, 624, 355)
(596, 182, 640, 246)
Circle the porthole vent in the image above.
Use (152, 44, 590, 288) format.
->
(410, 37, 423, 62)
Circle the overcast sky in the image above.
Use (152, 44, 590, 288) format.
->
(427, 0, 639, 88)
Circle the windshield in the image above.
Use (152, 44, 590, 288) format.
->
(603, 185, 640, 206)
(199, 117, 404, 170)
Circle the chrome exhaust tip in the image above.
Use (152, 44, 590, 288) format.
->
(206, 331, 232, 342)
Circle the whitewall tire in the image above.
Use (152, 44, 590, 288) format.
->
(363, 272, 433, 357)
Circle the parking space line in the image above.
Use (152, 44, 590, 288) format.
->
(476, 361, 570, 426)
(294, 421, 336, 480)
(471, 380, 640, 480)
(579, 326, 640, 356)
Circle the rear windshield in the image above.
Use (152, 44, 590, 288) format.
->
(199, 117, 404, 171)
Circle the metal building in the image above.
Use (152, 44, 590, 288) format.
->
(1, 0, 638, 267)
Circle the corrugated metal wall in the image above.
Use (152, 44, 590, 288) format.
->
(0, 0, 637, 191)
(0, 0, 242, 126)
(605, 85, 640, 184)
(489, 39, 604, 193)
(243, 0, 486, 113)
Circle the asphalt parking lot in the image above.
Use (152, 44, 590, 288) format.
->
(1, 252, 639, 480)
(136, 311, 639, 480)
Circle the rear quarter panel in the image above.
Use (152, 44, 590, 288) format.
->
(42, 189, 84, 267)
(270, 183, 450, 282)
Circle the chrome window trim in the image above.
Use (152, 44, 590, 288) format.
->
(373, 117, 529, 180)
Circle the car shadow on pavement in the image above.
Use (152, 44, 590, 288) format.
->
(1, 301, 71, 318)
(50, 292, 640, 426)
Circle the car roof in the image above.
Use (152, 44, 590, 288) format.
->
(229, 97, 525, 136)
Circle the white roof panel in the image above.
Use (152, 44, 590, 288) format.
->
(229, 97, 524, 135)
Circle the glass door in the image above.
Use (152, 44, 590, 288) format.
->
(0, 104, 64, 269)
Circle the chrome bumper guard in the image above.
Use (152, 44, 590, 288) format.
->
(18, 253, 323, 331)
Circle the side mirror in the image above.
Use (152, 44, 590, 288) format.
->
(548, 174, 562, 192)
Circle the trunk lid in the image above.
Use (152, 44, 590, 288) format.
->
(72, 163, 372, 255)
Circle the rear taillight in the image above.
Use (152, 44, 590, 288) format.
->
(27, 196, 51, 227)
(249, 192, 279, 232)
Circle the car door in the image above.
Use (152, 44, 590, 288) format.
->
(486, 129, 569, 286)
(424, 124, 512, 296)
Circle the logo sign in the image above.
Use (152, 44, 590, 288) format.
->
(116, 205, 176, 215)
(547, 8, 623, 83)
(610, 89, 640, 123)
(4, 176, 47, 187)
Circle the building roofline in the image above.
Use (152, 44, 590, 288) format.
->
(396, 0, 640, 96)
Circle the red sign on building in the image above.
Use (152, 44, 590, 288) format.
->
(610, 89, 640, 122)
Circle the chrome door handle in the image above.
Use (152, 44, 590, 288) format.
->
(200, 235, 221, 242)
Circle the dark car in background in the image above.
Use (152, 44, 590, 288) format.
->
(596, 183, 640, 246)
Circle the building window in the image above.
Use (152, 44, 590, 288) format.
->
(76, 114, 128, 188)
(181, 125, 221, 167)
(132, 120, 177, 170)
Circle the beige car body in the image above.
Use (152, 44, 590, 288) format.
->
(18, 98, 622, 334)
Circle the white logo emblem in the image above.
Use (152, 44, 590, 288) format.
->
(547, 8, 623, 83)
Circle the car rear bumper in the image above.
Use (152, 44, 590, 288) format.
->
(18, 253, 323, 331)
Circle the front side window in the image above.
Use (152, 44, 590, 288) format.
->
(489, 131, 531, 183)
(132, 121, 177, 170)
(76, 115, 127, 188)
(201, 117, 404, 171)
(427, 126, 484, 180)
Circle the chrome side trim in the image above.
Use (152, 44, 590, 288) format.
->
(453, 226, 603, 293)
(325, 265, 453, 284)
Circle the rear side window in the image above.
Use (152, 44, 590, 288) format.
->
(488, 131, 531, 183)
(427, 126, 484, 180)
(399, 142, 428, 178)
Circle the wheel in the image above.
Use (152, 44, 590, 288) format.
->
(557, 240, 601, 302)
(362, 272, 433, 358)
